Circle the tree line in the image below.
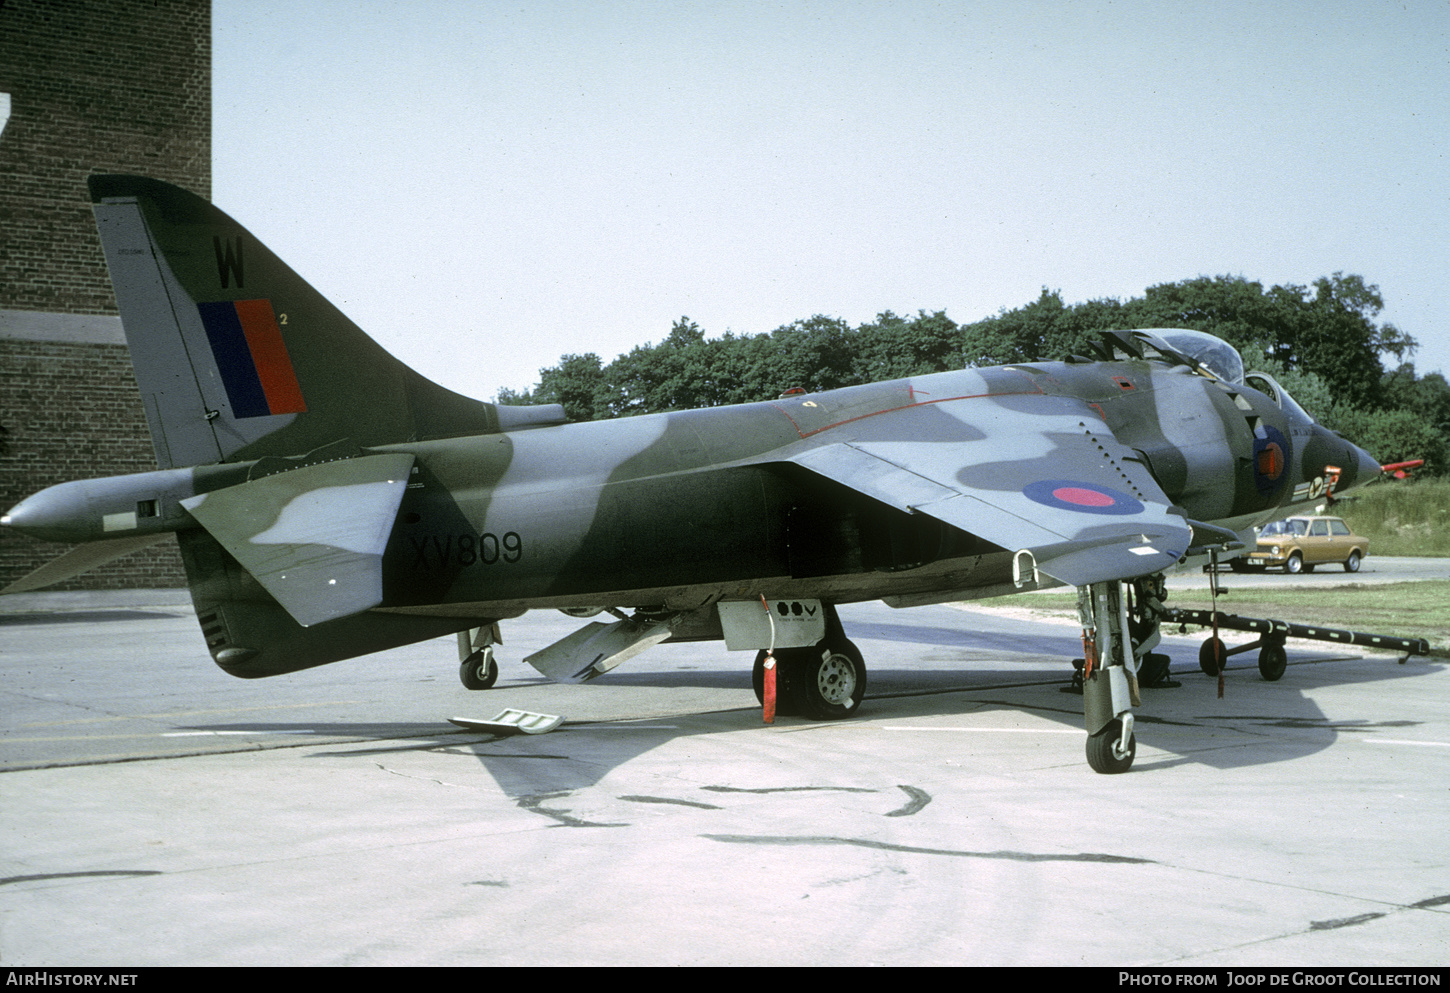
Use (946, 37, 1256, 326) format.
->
(497, 273, 1449, 475)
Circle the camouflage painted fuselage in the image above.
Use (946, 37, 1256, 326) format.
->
(370, 356, 1369, 619)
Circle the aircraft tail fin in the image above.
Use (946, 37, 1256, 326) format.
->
(87, 175, 563, 469)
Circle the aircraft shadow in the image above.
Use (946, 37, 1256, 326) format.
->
(271, 649, 1443, 799)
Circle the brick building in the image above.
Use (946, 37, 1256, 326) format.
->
(1, 0, 210, 589)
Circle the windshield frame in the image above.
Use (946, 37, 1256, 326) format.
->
(1243, 371, 1315, 423)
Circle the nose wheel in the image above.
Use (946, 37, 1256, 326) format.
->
(1086, 718, 1136, 774)
(1078, 579, 1153, 774)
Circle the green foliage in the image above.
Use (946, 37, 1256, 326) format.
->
(851, 311, 962, 381)
(1336, 477, 1450, 557)
(1122, 272, 1416, 410)
(961, 288, 1123, 366)
(1326, 405, 1448, 476)
(500, 352, 609, 421)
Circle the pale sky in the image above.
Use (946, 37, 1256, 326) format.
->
(213, 0, 1450, 402)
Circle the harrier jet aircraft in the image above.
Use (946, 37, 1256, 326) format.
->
(2, 176, 1381, 773)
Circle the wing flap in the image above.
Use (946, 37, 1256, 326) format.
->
(181, 453, 414, 626)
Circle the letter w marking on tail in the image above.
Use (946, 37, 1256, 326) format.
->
(213, 235, 245, 289)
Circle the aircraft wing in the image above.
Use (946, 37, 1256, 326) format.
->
(180, 453, 415, 627)
(784, 394, 1191, 586)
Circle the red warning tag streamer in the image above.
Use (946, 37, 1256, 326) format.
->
(763, 652, 776, 724)
(760, 595, 776, 724)
(1210, 558, 1225, 699)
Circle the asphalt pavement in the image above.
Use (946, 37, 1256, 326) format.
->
(1, 560, 1448, 966)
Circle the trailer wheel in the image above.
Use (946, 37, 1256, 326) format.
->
(1258, 644, 1287, 681)
(1199, 637, 1226, 676)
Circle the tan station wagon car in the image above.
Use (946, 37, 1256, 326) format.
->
(1242, 516, 1369, 573)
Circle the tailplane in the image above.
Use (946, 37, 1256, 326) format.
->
(88, 174, 562, 468)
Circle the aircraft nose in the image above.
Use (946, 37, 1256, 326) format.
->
(1354, 443, 1382, 490)
(1333, 440, 1381, 495)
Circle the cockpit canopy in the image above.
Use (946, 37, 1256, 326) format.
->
(1089, 327, 1245, 384)
(1155, 328, 1245, 385)
(1106, 328, 1314, 424)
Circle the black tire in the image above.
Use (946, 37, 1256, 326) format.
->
(460, 650, 498, 690)
(1285, 552, 1303, 574)
(1258, 644, 1287, 681)
(752, 649, 797, 715)
(1086, 719, 1135, 774)
(1199, 636, 1226, 676)
(1344, 550, 1362, 573)
(793, 641, 866, 720)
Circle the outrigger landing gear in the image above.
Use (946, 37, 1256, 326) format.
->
(458, 623, 502, 689)
(1077, 576, 1169, 773)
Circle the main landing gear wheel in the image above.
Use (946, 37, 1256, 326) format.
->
(753, 640, 867, 720)
(795, 640, 866, 720)
(1258, 644, 1287, 681)
(1086, 719, 1135, 774)
(753, 649, 799, 715)
(460, 648, 499, 690)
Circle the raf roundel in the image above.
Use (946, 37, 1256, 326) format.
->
(1022, 479, 1145, 516)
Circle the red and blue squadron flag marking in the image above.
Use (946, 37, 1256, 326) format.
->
(197, 299, 307, 418)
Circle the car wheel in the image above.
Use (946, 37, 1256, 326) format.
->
(1344, 550, 1362, 573)
(1285, 552, 1303, 574)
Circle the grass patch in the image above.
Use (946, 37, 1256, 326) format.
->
(971, 581, 1450, 649)
(1334, 477, 1450, 556)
